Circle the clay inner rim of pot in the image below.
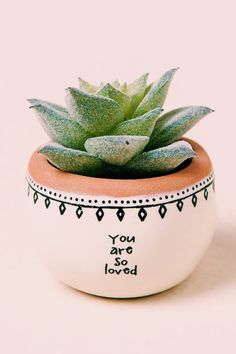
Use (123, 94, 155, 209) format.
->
(28, 138, 213, 197)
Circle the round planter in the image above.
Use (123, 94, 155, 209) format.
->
(26, 138, 216, 298)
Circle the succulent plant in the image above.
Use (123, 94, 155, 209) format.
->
(28, 68, 214, 178)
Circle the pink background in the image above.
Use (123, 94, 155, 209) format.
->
(1, 0, 236, 353)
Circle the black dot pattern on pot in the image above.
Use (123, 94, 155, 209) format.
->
(27, 173, 214, 207)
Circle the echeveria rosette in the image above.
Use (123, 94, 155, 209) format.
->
(28, 68, 214, 178)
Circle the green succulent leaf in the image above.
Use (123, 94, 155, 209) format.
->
(111, 107, 163, 137)
(111, 80, 121, 89)
(133, 68, 178, 117)
(65, 87, 124, 135)
(144, 82, 153, 96)
(78, 78, 98, 93)
(28, 98, 68, 114)
(97, 83, 130, 116)
(85, 135, 149, 166)
(30, 104, 89, 150)
(39, 143, 105, 176)
(147, 106, 214, 150)
(120, 82, 128, 93)
(98, 82, 105, 90)
(29, 69, 214, 178)
(126, 73, 149, 117)
(125, 140, 196, 176)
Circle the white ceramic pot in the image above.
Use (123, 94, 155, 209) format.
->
(26, 139, 216, 298)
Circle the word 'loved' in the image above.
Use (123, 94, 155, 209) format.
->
(105, 234, 138, 276)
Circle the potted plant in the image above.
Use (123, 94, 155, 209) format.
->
(26, 68, 216, 298)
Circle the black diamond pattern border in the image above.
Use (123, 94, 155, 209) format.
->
(45, 197, 51, 209)
(117, 208, 125, 221)
(192, 194, 198, 207)
(159, 205, 167, 219)
(59, 202, 66, 215)
(27, 175, 215, 222)
(176, 200, 184, 212)
(204, 188, 208, 200)
(138, 207, 147, 221)
(33, 192, 38, 204)
(96, 208, 104, 221)
(76, 206, 83, 219)
(212, 180, 215, 192)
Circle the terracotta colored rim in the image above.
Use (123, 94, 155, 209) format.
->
(27, 138, 213, 197)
